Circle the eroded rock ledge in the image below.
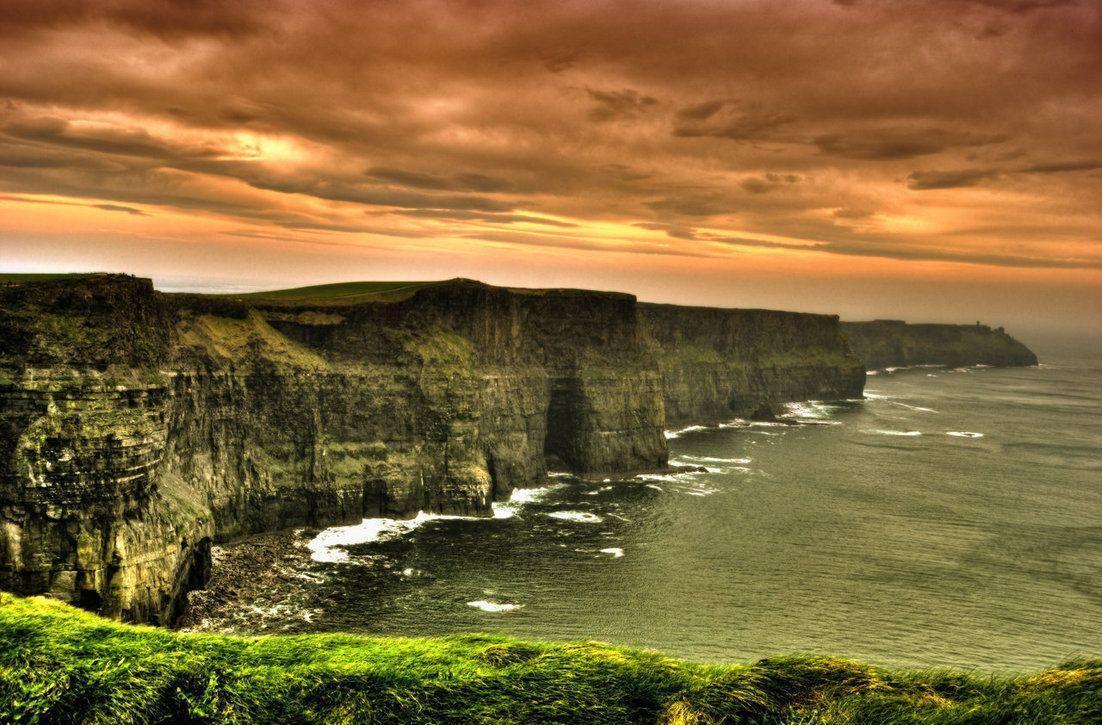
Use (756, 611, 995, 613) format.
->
(1, 274, 865, 622)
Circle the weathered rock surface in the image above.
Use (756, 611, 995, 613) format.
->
(841, 320, 1038, 371)
(1, 274, 864, 622)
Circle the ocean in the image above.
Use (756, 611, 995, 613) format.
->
(186, 350, 1102, 671)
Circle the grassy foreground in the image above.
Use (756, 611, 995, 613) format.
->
(0, 595, 1098, 724)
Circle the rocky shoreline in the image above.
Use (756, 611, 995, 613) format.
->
(0, 273, 1035, 624)
(175, 530, 316, 633)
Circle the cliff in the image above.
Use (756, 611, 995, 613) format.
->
(842, 320, 1038, 371)
(642, 304, 866, 423)
(1, 274, 863, 622)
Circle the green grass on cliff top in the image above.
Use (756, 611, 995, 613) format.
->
(0, 273, 95, 284)
(1, 594, 1099, 724)
(218, 280, 441, 305)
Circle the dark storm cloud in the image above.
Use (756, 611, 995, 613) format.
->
(645, 195, 730, 218)
(3, 115, 223, 160)
(586, 89, 660, 122)
(0, 193, 144, 216)
(964, 0, 1076, 14)
(92, 203, 145, 215)
(741, 174, 801, 195)
(366, 168, 516, 193)
(0, 0, 270, 40)
(241, 177, 517, 213)
(676, 100, 725, 121)
(633, 222, 699, 240)
(908, 159, 1102, 189)
(814, 128, 1005, 160)
(907, 168, 999, 190)
(1022, 160, 1102, 174)
(396, 209, 577, 227)
(673, 108, 796, 141)
(467, 230, 715, 259)
(0, 0, 1097, 273)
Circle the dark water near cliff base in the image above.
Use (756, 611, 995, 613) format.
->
(188, 357, 1102, 671)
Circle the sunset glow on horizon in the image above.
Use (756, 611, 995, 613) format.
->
(1, 0, 1099, 337)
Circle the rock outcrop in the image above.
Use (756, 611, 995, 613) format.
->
(841, 320, 1038, 371)
(1, 274, 864, 622)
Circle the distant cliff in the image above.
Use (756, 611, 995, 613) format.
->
(1, 274, 864, 622)
(841, 320, 1038, 371)
(642, 304, 865, 424)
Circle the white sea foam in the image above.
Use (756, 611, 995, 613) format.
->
(645, 484, 664, 491)
(600, 547, 624, 558)
(781, 401, 837, 420)
(861, 429, 923, 437)
(491, 484, 563, 519)
(677, 455, 753, 464)
(636, 472, 696, 483)
(511, 485, 561, 503)
(863, 391, 891, 400)
(310, 485, 561, 561)
(891, 401, 939, 413)
(947, 431, 984, 438)
(718, 418, 750, 428)
(307, 514, 452, 563)
(866, 370, 879, 376)
(546, 510, 603, 524)
(467, 600, 523, 613)
(665, 424, 709, 439)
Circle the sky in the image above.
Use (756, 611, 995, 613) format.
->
(0, 0, 1099, 338)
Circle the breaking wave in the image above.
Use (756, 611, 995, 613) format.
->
(676, 455, 753, 465)
(491, 484, 563, 519)
(665, 424, 709, 439)
(307, 511, 484, 563)
(467, 600, 523, 613)
(546, 511, 603, 524)
(308, 484, 563, 562)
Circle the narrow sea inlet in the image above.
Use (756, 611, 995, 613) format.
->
(184, 355, 1102, 672)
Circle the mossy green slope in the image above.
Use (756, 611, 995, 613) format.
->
(216, 280, 441, 305)
(1, 595, 1098, 724)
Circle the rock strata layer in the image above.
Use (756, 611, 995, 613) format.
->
(2, 274, 865, 622)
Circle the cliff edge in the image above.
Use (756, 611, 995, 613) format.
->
(842, 319, 1038, 371)
(1, 274, 864, 622)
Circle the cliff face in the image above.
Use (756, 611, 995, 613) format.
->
(841, 320, 1038, 371)
(642, 304, 866, 423)
(1, 275, 862, 621)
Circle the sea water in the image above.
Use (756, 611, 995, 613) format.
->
(190, 349, 1102, 671)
